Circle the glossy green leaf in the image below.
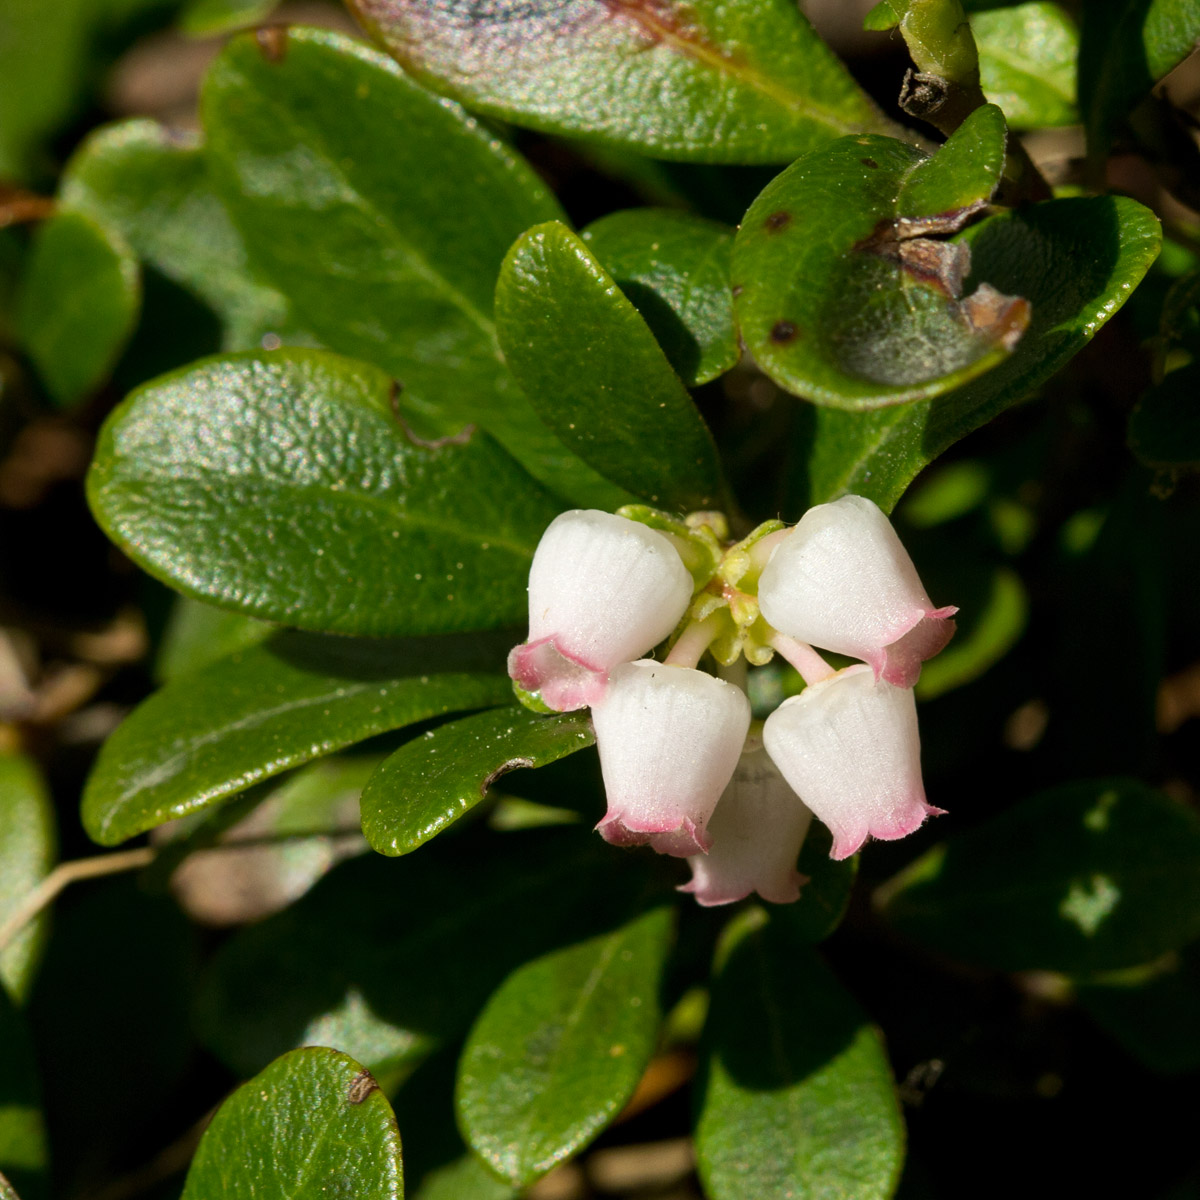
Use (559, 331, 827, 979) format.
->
(362, 707, 594, 856)
(497, 222, 726, 511)
(0, 754, 56, 1004)
(790, 195, 1162, 511)
(195, 828, 665, 1081)
(349, 0, 906, 164)
(17, 209, 139, 407)
(973, 3, 1078, 127)
(1080, 0, 1200, 155)
(181, 1048, 403, 1200)
(879, 779, 1200, 972)
(0, 988, 46, 1199)
(202, 28, 619, 507)
(61, 120, 304, 351)
(696, 910, 905, 1200)
(581, 209, 738, 386)
(414, 1156, 514, 1200)
(81, 629, 512, 845)
(179, 0, 277, 35)
(87, 349, 561, 636)
(457, 905, 672, 1186)
(155, 596, 274, 682)
(1129, 363, 1200, 468)
(734, 105, 1022, 411)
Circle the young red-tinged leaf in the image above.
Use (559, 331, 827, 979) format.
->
(457, 906, 673, 1186)
(348, 0, 908, 163)
(180, 1048, 403, 1200)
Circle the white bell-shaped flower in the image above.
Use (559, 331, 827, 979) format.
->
(762, 664, 943, 860)
(592, 660, 751, 857)
(507, 509, 693, 711)
(680, 747, 813, 906)
(757, 494, 956, 688)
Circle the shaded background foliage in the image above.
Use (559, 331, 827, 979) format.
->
(1, 1, 1200, 1199)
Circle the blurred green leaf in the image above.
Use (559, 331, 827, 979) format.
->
(17, 209, 139, 408)
(1079, 0, 1200, 156)
(972, 3, 1078, 127)
(179, 0, 277, 36)
(87, 349, 561, 637)
(202, 28, 620, 507)
(348, 0, 906, 163)
(0, 988, 46, 1200)
(880, 779, 1200, 972)
(696, 910, 905, 1200)
(195, 828, 666, 1082)
(1129, 363, 1200, 468)
(734, 106, 1019, 411)
(415, 1156, 514, 1200)
(779, 824, 859, 944)
(61, 120, 306, 351)
(458, 905, 673, 1186)
(1077, 946, 1200, 1075)
(791, 195, 1162, 511)
(181, 1048, 403, 1200)
(82, 630, 512, 845)
(496, 221, 726, 512)
(0, 754, 56, 1004)
(362, 707, 595, 856)
(155, 595, 274, 683)
(582, 209, 739, 386)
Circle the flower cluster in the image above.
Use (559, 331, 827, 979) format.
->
(507, 497, 956, 906)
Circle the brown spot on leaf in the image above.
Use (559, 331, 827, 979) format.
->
(962, 283, 1031, 349)
(481, 757, 536, 797)
(255, 24, 288, 61)
(731, 284, 743, 298)
(347, 1069, 378, 1105)
(898, 239, 972, 298)
(764, 210, 792, 234)
(861, 157, 879, 169)
(770, 321, 799, 344)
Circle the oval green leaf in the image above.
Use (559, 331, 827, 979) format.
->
(181, 1048, 402, 1200)
(879, 779, 1200, 972)
(496, 221, 727, 512)
(789, 194, 1162, 511)
(734, 104, 1024, 411)
(61, 119, 303, 351)
(696, 910, 905, 1200)
(81, 630, 512, 845)
(179, 0, 277, 36)
(348, 0, 906, 164)
(362, 707, 595, 856)
(201, 27, 620, 507)
(87, 349, 561, 637)
(457, 905, 673, 1187)
(17, 209, 140, 408)
(155, 596, 274, 683)
(581, 209, 739, 386)
(0, 754, 56, 1004)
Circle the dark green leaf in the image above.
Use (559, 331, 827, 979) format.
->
(496, 221, 726, 512)
(973, 3, 1079, 127)
(202, 28, 619, 507)
(87, 349, 561, 636)
(0, 988, 46, 1199)
(778, 824, 859, 944)
(180, 1048, 403, 1200)
(348, 0, 908, 163)
(155, 596, 274, 682)
(734, 105, 1020, 411)
(195, 828, 666, 1082)
(697, 910, 905, 1200)
(179, 0, 278, 35)
(1129, 363, 1200, 468)
(0, 754, 56, 1004)
(1077, 945, 1200, 1075)
(17, 209, 139, 408)
(61, 119, 305, 351)
(81, 629, 512, 845)
(415, 1156, 514, 1200)
(1079, 0, 1200, 156)
(362, 707, 594, 856)
(790, 195, 1162, 511)
(457, 905, 672, 1186)
(879, 779, 1200, 972)
(581, 209, 739, 386)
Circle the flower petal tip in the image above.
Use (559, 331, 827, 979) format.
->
(595, 813, 711, 857)
(507, 638, 606, 712)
